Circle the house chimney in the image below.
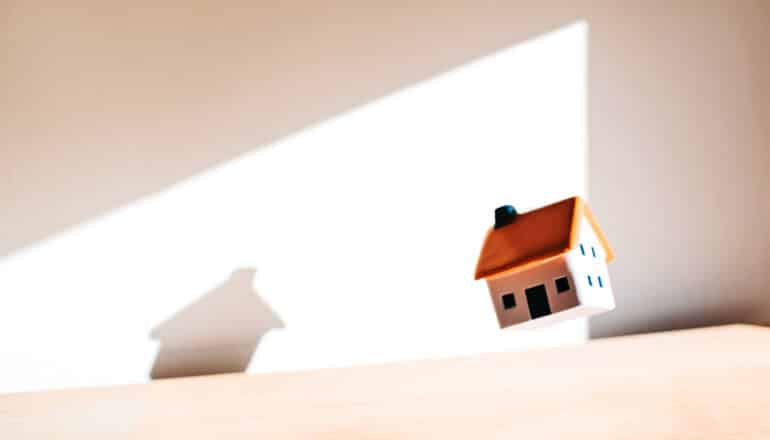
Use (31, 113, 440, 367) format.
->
(494, 205, 517, 229)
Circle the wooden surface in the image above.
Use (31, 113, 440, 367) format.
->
(2, 325, 769, 439)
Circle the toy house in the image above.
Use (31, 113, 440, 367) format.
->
(150, 268, 284, 379)
(474, 196, 615, 329)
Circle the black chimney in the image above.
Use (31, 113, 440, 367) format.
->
(494, 205, 517, 229)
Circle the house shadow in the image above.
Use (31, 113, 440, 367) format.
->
(149, 268, 284, 379)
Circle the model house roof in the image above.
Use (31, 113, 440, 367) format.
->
(474, 196, 614, 280)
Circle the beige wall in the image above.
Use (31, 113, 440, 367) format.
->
(588, 2, 770, 335)
(2, 0, 769, 337)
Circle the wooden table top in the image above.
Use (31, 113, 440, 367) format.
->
(2, 324, 769, 439)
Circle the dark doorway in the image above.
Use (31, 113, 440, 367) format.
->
(525, 284, 551, 319)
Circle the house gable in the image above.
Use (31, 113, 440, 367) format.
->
(571, 199, 614, 263)
(564, 215, 615, 309)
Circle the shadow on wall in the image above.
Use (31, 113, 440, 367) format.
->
(149, 268, 284, 379)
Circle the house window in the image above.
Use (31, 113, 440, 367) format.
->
(587, 275, 593, 287)
(580, 244, 586, 256)
(591, 246, 597, 258)
(501, 293, 516, 310)
(598, 276, 604, 288)
(555, 276, 570, 293)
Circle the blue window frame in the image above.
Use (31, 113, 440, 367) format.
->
(591, 246, 597, 258)
(580, 244, 586, 256)
(598, 276, 604, 288)
(587, 275, 593, 287)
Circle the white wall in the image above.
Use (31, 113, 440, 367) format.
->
(0, 24, 588, 393)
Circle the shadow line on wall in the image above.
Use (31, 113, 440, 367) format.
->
(1, 1, 581, 259)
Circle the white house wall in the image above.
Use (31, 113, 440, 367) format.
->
(486, 257, 579, 329)
(565, 215, 616, 311)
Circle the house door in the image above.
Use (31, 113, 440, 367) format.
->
(525, 284, 551, 319)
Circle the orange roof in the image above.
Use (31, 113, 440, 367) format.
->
(474, 196, 614, 280)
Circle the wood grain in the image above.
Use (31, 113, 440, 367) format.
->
(2, 325, 769, 439)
